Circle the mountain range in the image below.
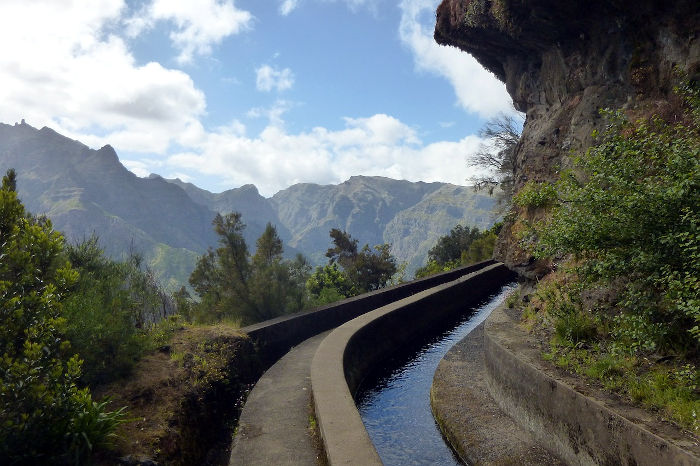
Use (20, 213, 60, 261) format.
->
(0, 121, 497, 289)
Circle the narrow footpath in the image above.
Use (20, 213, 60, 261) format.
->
(431, 322, 565, 465)
(229, 331, 329, 466)
(229, 308, 564, 465)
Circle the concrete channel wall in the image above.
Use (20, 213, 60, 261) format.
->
(311, 263, 515, 465)
(484, 305, 700, 466)
(241, 259, 496, 368)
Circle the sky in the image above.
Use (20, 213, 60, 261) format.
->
(0, 0, 517, 197)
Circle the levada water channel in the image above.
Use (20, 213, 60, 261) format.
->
(355, 283, 517, 465)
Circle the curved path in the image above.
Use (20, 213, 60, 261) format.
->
(431, 321, 564, 465)
(229, 331, 329, 465)
(229, 263, 545, 465)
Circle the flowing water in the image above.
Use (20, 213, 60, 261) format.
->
(355, 283, 517, 465)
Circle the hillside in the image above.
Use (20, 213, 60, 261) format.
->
(0, 121, 498, 287)
(0, 121, 216, 289)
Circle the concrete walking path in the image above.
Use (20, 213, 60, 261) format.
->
(431, 322, 565, 465)
(229, 331, 329, 466)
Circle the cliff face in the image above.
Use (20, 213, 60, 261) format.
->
(435, 0, 700, 278)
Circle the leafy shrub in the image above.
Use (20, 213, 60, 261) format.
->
(306, 263, 352, 306)
(518, 83, 700, 430)
(63, 236, 175, 386)
(0, 170, 125, 464)
(512, 181, 558, 208)
(529, 84, 700, 353)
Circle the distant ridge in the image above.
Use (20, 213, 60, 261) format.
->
(0, 121, 497, 287)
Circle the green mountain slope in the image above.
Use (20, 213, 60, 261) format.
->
(1, 121, 499, 286)
(0, 122, 216, 288)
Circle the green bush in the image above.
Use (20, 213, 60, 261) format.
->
(414, 223, 499, 279)
(529, 85, 700, 353)
(63, 237, 174, 386)
(306, 263, 352, 306)
(512, 180, 558, 208)
(0, 170, 125, 464)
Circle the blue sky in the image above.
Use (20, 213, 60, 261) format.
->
(0, 0, 516, 196)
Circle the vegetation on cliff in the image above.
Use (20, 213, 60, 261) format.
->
(467, 114, 520, 208)
(514, 83, 700, 430)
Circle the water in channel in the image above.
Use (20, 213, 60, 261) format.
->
(355, 283, 517, 466)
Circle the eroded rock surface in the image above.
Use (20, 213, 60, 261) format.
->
(435, 0, 700, 278)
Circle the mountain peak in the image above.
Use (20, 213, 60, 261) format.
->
(238, 184, 259, 195)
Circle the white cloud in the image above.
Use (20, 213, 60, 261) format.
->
(398, 0, 514, 117)
(247, 100, 294, 128)
(0, 0, 205, 154)
(122, 159, 160, 177)
(162, 112, 483, 196)
(256, 65, 295, 92)
(128, 0, 253, 63)
(279, 0, 299, 15)
(0, 0, 494, 198)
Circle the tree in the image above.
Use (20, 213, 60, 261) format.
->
(325, 228, 358, 270)
(468, 114, 521, 205)
(414, 223, 501, 279)
(189, 214, 310, 325)
(0, 170, 123, 463)
(350, 243, 397, 293)
(212, 212, 252, 310)
(426, 224, 482, 266)
(253, 223, 283, 267)
(323, 229, 397, 295)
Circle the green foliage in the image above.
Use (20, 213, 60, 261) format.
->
(306, 263, 352, 306)
(306, 230, 398, 304)
(0, 170, 125, 464)
(414, 223, 498, 278)
(529, 93, 700, 351)
(545, 344, 700, 431)
(512, 181, 558, 208)
(522, 270, 602, 346)
(63, 236, 174, 386)
(518, 85, 700, 430)
(189, 216, 311, 325)
(414, 259, 460, 279)
(324, 229, 397, 295)
(461, 230, 497, 265)
(427, 224, 482, 265)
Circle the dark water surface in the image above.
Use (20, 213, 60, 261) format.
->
(355, 283, 517, 466)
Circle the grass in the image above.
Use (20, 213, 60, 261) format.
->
(544, 343, 700, 431)
(519, 269, 700, 434)
(93, 322, 252, 464)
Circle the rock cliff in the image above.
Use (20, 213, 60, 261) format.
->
(435, 0, 700, 278)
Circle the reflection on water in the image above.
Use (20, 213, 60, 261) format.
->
(356, 283, 517, 466)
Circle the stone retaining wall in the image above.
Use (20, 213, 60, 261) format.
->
(484, 304, 700, 466)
